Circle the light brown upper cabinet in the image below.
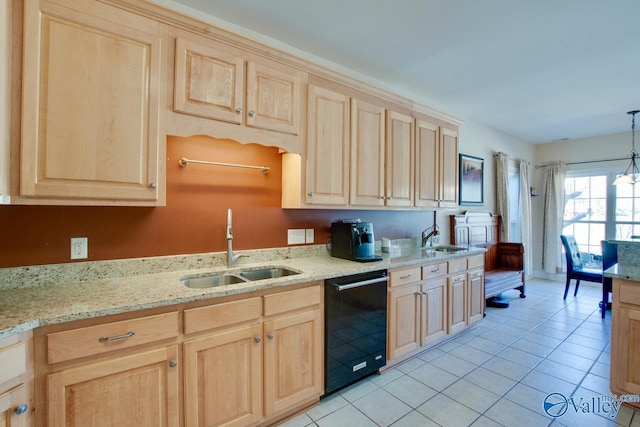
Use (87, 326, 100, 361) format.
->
(350, 99, 386, 206)
(386, 111, 415, 207)
(305, 84, 350, 205)
(415, 118, 459, 208)
(17, 0, 166, 205)
(174, 36, 302, 136)
(350, 102, 414, 207)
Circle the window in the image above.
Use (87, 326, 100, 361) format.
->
(563, 171, 640, 256)
(615, 183, 640, 238)
(563, 175, 607, 256)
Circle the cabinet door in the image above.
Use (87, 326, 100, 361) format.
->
(350, 99, 385, 206)
(388, 284, 421, 360)
(305, 85, 350, 205)
(21, 1, 164, 203)
(174, 37, 244, 124)
(184, 324, 263, 427)
(468, 269, 484, 325)
(386, 111, 414, 207)
(47, 346, 179, 427)
(422, 278, 447, 346)
(246, 60, 302, 135)
(263, 308, 322, 416)
(448, 274, 467, 334)
(0, 385, 30, 427)
(415, 119, 439, 207)
(612, 307, 640, 395)
(439, 127, 459, 208)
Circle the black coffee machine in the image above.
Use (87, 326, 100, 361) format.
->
(331, 219, 383, 262)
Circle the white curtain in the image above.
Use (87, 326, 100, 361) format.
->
(519, 160, 533, 278)
(496, 152, 510, 241)
(542, 162, 566, 274)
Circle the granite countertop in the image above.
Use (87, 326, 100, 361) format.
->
(0, 242, 484, 339)
(604, 263, 640, 281)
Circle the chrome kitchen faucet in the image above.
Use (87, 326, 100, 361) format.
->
(226, 209, 245, 268)
(421, 225, 440, 248)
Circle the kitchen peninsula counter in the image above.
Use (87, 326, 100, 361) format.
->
(0, 243, 484, 339)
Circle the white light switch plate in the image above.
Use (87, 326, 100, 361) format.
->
(305, 228, 314, 244)
(288, 229, 306, 245)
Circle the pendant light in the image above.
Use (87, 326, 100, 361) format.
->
(613, 110, 640, 185)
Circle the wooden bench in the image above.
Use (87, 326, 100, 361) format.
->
(451, 212, 526, 299)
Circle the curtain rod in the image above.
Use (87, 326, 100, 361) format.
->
(492, 152, 530, 164)
(535, 156, 628, 169)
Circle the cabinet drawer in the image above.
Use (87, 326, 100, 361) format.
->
(423, 262, 447, 279)
(264, 284, 322, 316)
(467, 254, 484, 270)
(184, 297, 262, 335)
(47, 311, 179, 364)
(618, 280, 640, 306)
(0, 342, 26, 385)
(389, 267, 421, 287)
(448, 258, 467, 274)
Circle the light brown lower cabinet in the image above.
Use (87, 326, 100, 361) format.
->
(182, 295, 323, 427)
(35, 283, 323, 427)
(0, 333, 32, 427)
(421, 277, 448, 346)
(388, 256, 485, 364)
(46, 346, 180, 427)
(183, 324, 263, 427)
(263, 307, 323, 416)
(447, 273, 467, 335)
(611, 279, 640, 406)
(468, 268, 485, 325)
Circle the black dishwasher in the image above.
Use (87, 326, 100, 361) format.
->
(324, 269, 388, 395)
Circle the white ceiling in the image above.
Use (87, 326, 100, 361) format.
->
(173, 0, 640, 143)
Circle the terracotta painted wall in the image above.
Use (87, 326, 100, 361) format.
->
(0, 136, 436, 268)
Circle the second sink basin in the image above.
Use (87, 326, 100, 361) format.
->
(434, 245, 467, 253)
(181, 273, 247, 289)
(239, 267, 301, 281)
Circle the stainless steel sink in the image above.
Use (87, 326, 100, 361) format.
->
(181, 273, 247, 289)
(181, 266, 301, 288)
(239, 267, 301, 281)
(434, 245, 467, 253)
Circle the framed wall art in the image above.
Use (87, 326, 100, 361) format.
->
(459, 154, 484, 205)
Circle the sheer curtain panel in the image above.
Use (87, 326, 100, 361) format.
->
(542, 162, 566, 274)
(496, 152, 510, 241)
(519, 160, 533, 278)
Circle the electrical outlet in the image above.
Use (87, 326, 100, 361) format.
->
(305, 228, 314, 244)
(70, 237, 88, 259)
(287, 229, 306, 245)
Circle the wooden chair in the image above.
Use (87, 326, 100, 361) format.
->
(560, 235, 603, 299)
(600, 240, 617, 318)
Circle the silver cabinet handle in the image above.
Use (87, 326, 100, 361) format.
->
(308, 192, 313, 197)
(388, 197, 393, 200)
(267, 333, 274, 340)
(254, 336, 262, 343)
(380, 196, 385, 200)
(169, 359, 178, 368)
(15, 404, 28, 416)
(98, 330, 135, 343)
(149, 182, 157, 189)
(422, 292, 427, 296)
(248, 110, 256, 117)
(235, 107, 242, 113)
(400, 274, 412, 280)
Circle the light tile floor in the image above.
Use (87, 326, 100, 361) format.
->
(278, 278, 640, 427)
